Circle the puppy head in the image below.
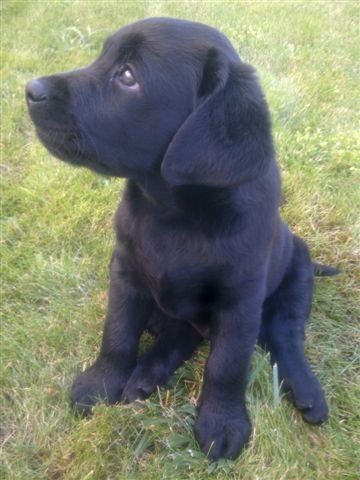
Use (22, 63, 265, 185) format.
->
(26, 18, 274, 185)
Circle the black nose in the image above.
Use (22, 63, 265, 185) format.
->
(26, 79, 48, 103)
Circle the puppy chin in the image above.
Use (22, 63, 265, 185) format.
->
(36, 128, 122, 176)
(36, 128, 81, 164)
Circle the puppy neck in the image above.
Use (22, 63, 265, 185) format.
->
(132, 173, 178, 211)
(130, 173, 239, 223)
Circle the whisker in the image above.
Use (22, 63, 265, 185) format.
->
(77, 121, 101, 163)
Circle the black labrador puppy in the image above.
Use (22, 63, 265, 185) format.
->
(26, 18, 338, 460)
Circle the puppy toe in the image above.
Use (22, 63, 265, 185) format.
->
(70, 360, 128, 414)
(122, 382, 151, 403)
(288, 384, 329, 425)
(301, 397, 329, 425)
(70, 381, 98, 416)
(122, 364, 169, 403)
(195, 407, 251, 460)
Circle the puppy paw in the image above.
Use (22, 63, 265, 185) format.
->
(70, 358, 129, 416)
(122, 363, 169, 403)
(194, 405, 251, 460)
(295, 389, 328, 425)
(287, 376, 329, 425)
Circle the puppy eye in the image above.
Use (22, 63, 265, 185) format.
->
(115, 66, 137, 87)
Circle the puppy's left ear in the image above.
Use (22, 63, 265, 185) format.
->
(161, 50, 275, 187)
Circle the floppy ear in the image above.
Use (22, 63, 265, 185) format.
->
(161, 51, 275, 187)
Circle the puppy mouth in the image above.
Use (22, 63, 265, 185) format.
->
(36, 126, 87, 164)
(34, 124, 110, 173)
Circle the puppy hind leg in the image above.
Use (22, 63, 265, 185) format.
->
(122, 317, 203, 403)
(259, 236, 328, 424)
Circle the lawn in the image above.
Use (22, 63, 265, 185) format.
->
(1, 1, 359, 479)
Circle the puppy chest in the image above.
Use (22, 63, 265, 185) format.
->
(156, 266, 226, 319)
(118, 217, 236, 319)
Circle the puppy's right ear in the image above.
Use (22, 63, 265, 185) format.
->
(161, 50, 275, 188)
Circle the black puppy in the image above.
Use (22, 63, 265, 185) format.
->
(26, 18, 338, 460)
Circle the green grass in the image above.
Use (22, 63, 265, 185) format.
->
(1, 1, 359, 478)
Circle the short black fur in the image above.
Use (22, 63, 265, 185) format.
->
(26, 18, 338, 460)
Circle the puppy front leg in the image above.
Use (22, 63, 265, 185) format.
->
(195, 298, 262, 460)
(71, 253, 153, 415)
